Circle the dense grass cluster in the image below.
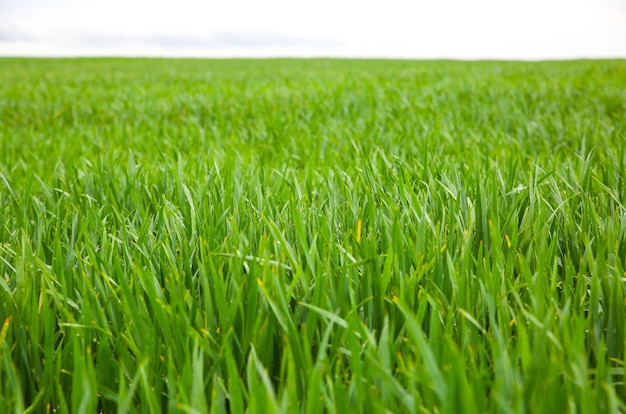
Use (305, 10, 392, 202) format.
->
(1, 58, 625, 412)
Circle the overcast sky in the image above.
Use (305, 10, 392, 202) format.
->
(1, 0, 625, 59)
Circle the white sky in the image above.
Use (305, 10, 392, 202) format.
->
(0, 0, 625, 59)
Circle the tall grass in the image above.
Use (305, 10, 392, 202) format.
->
(0, 58, 625, 412)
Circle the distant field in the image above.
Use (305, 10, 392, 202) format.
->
(1, 58, 625, 413)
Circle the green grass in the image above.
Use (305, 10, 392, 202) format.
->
(0, 58, 625, 413)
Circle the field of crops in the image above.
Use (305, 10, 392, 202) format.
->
(1, 58, 625, 412)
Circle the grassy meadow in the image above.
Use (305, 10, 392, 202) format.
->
(1, 58, 625, 412)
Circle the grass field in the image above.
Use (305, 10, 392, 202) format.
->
(1, 58, 625, 413)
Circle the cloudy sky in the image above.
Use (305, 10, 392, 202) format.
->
(0, 0, 625, 59)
